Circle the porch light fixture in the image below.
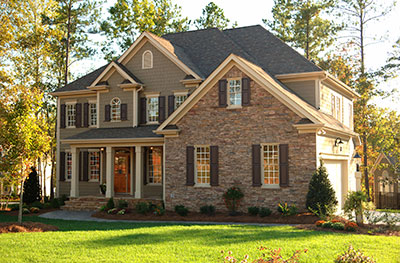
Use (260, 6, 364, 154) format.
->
(334, 138, 343, 147)
(100, 148, 104, 151)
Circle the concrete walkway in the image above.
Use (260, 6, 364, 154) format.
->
(39, 210, 286, 226)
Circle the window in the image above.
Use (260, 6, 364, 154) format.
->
(66, 152, 72, 181)
(147, 146, 162, 184)
(66, 104, 76, 127)
(195, 146, 210, 185)
(142, 50, 153, 69)
(147, 96, 159, 123)
(111, 98, 121, 121)
(262, 144, 279, 186)
(228, 79, 242, 106)
(331, 94, 342, 121)
(89, 151, 100, 181)
(89, 103, 97, 126)
(174, 94, 187, 109)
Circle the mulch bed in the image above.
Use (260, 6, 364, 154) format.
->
(0, 208, 58, 217)
(295, 224, 400, 236)
(92, 211, 319, 224)
(0, 222, 59, 233)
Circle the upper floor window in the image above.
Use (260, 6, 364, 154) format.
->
(331, 94, 342, 121)
(142, 50, 153, 69)
(89, 151, 100, 182)
(147, 146, 162, 184)
(89, 103, 97, 127)
(66, 104, 76, 127)
(111, 97, 121, 121)
(66, 152, 72, 181)
(147, 96, 159, 123)
(262, 144, 279, 186)
(174, 93, 187, 110)
(228, 79, 242, 106)
(195, 146, 210, 185)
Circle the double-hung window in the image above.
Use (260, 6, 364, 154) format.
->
(195, 146, 210, 185)
(88, 151, 100, 181)
(147, 96, 159, 123)
(111, 98, 121, 121)
(147, 146, 162, 184)
(262, 144, 279, 186)
(174, 94, 187, 109)
(66, 104, 76, 127)
(89, 103, 97, 127)
(331, 94, 342, 121)
(66, 152, 72, 181)
(228, 79, 242, 106)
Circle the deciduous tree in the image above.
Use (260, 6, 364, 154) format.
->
(194, 2, 237, 30)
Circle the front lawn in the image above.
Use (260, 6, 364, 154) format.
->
(0, 214, 399, 262)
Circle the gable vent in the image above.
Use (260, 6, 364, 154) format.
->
(142, 50, 153, 69)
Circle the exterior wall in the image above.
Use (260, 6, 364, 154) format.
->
(283, 80, 316, 107)
(164, 66, 317, 212)
(58, 182, 102, 197)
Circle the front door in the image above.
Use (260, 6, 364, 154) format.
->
(114, 151, 130, 193)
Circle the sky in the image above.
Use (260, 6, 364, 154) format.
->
(77, 0, 400, 110)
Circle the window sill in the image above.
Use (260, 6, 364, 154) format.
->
(146, 122, 159, 125)
(147, 183, 162, 186)
(261, 185, 280, 189)
(66, 126, 76, 129)
(226, 105, 242, 110)
(111, 120, 121, 123)
(194, 184, 211, 188)
(89, 125, 97, 128)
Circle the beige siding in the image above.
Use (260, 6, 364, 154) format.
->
(283, 80, 316, 107)
(58, 181, 102, 197)
(320, 84, 332, 115)
(317, 135, 350, 156)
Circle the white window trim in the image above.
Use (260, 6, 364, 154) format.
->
(260, 143, 280, 189)
(88, 100, 97, 128)
(146, 94, 159, 124)
(194, 145, 211, 187)
(146, 147, 162, 185)
(110, 97, 121, 122)
(142, 50, 153, 69)
(65, 103, 76, 128)
(65, 150, 72, 182)
(174, 91, 188, 110)
(227, 78, 242, 109)
(88, 149, 100, 183)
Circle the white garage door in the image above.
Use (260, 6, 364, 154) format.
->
(324, 161, 343, 210)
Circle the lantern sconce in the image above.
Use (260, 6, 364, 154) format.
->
(334, 137, 344, 152)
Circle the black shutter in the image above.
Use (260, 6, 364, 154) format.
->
(279, 144, 289, 187)
(186, 146, 195, 186)
(79, 152, 82, 181)
(82, 151, 89, 181)
(59, 152, 66, 181)
(252, 144, 262, 186)
(121, 104, 128, 120)
(210, 146, 219, 186)
(143, 147, 147, 185)
(168, 95, 175, 116)
(83, 103, 89, 127)
(60, 104, 66, 128)
(75, 103, 82, 128)
(140, 97, 147, 124)
(242, 77, 251, 106)
(218, 79, 227, 107)
(105, 105, 111, 122)
(159, 96, 165, 122)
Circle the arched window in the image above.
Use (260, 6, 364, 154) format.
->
(111, 97, 121, 121)
(142, 50, 153, 69)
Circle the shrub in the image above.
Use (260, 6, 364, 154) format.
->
(200, 205, 216, 216)
(332, 222, 345, 230)
(335, 245, 375, 263)
(306, 162, 338, 218)
(50, 198, 60, 209)
(30, 200, 44, 209)
(8, 204, 19, 211)
(99, 184, 106, 195)
(344, 222, 358, 232)
(148, 202, 158, 212)
(106, 197, 115, 210)
(247, 206, 260, 216)
(59, 194, 68, 205)
(321, 222, 333, 228)
(23, 168, 41, 204)
(135, 202, 150, 214)
(223, 187, 244, 215)
(154, 206, 165, 216)
(259, 207, 272, 217)
(315, 220, 326, 227)
(277, 202, 297, 216)
(99, 205, 107, 212)
(107, 208, 118, 214)
(30, 207, 40, 213)
(175, 205, 189, 216)
(22, 208, 30, 214)
(117, 199, 128, 209)
(117, 209, 126, 215)
(343, 191, 368, 224)
(43, 202, 52, 209)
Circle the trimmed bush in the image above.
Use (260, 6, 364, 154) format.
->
(259, 207, 272, 217)
(315, 220, 326, 227)
(332, 222, 345, 230)
(43, 202, 52, 209)
(30, 201, 44, 209)
(50, 198, 60, 209)
(107, 208, 118, 214)
(106, 197, 115, 210)
(223, 187, 244, 215)
(247, 206, 260, 216)
(22, 208, 30, 214)
(30, 207, 40, 213)
(321, 222, 333, 228)
(200, 205, 216, 216)
(136, 202, 150, 214)
(175, 205, 189, 216)
(306, 162, 338, 217)
(154, 206, 165, 216)
(99, 205, 107, 212)
(117, 199, 128, 209)
(23, 168, 41, 204)
(344, 222, 358, 232)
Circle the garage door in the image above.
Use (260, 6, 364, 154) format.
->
(324, 161, 343, 210)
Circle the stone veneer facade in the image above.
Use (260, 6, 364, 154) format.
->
(164, 66, 317, 212)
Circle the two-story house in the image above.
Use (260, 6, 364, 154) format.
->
(51, 25, 360, 212)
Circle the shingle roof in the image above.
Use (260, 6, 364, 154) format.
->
(63, 125, 161, 140)
(114, 61, 143, 84)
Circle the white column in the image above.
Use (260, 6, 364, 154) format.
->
(130, 147, 134, 195)
(133, 89, 138, 127)
(162, 144, 166, 204)
(355, 171, 362, 191)
(56, 97, 61, 197)
(70, 147, 79, 197)
(135, 146, 142, 198)
(106, 147, 114, 198)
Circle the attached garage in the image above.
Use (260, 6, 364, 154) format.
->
(323, 160, 348, 211)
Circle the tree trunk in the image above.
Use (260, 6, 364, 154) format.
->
(363, 133, 370, 201)
(18, 180, 25, 224)
(64, 0, 72, 85)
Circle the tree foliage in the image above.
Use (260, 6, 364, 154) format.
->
(194, 2, 237, 30)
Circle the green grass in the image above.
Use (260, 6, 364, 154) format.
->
(377, 209, 400, 213)
(0, 213, 399, 263)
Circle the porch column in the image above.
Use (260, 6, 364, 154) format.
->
(70, 147, 79, 197)
(106, 146, 114, 198)
(355, 171, 362, 191)
(135, 146, 142, 198)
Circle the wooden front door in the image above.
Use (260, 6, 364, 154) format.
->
(114, 152, 130, 193)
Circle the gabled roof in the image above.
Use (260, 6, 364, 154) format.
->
(90, 61, 143, 87)
(371, 152, 400, 174)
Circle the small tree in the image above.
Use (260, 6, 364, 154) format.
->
(343, 191, 368, 225)
(223, 187, 244, 216)
(306, 162, 338, 218)
(23, 167, 41, 204)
